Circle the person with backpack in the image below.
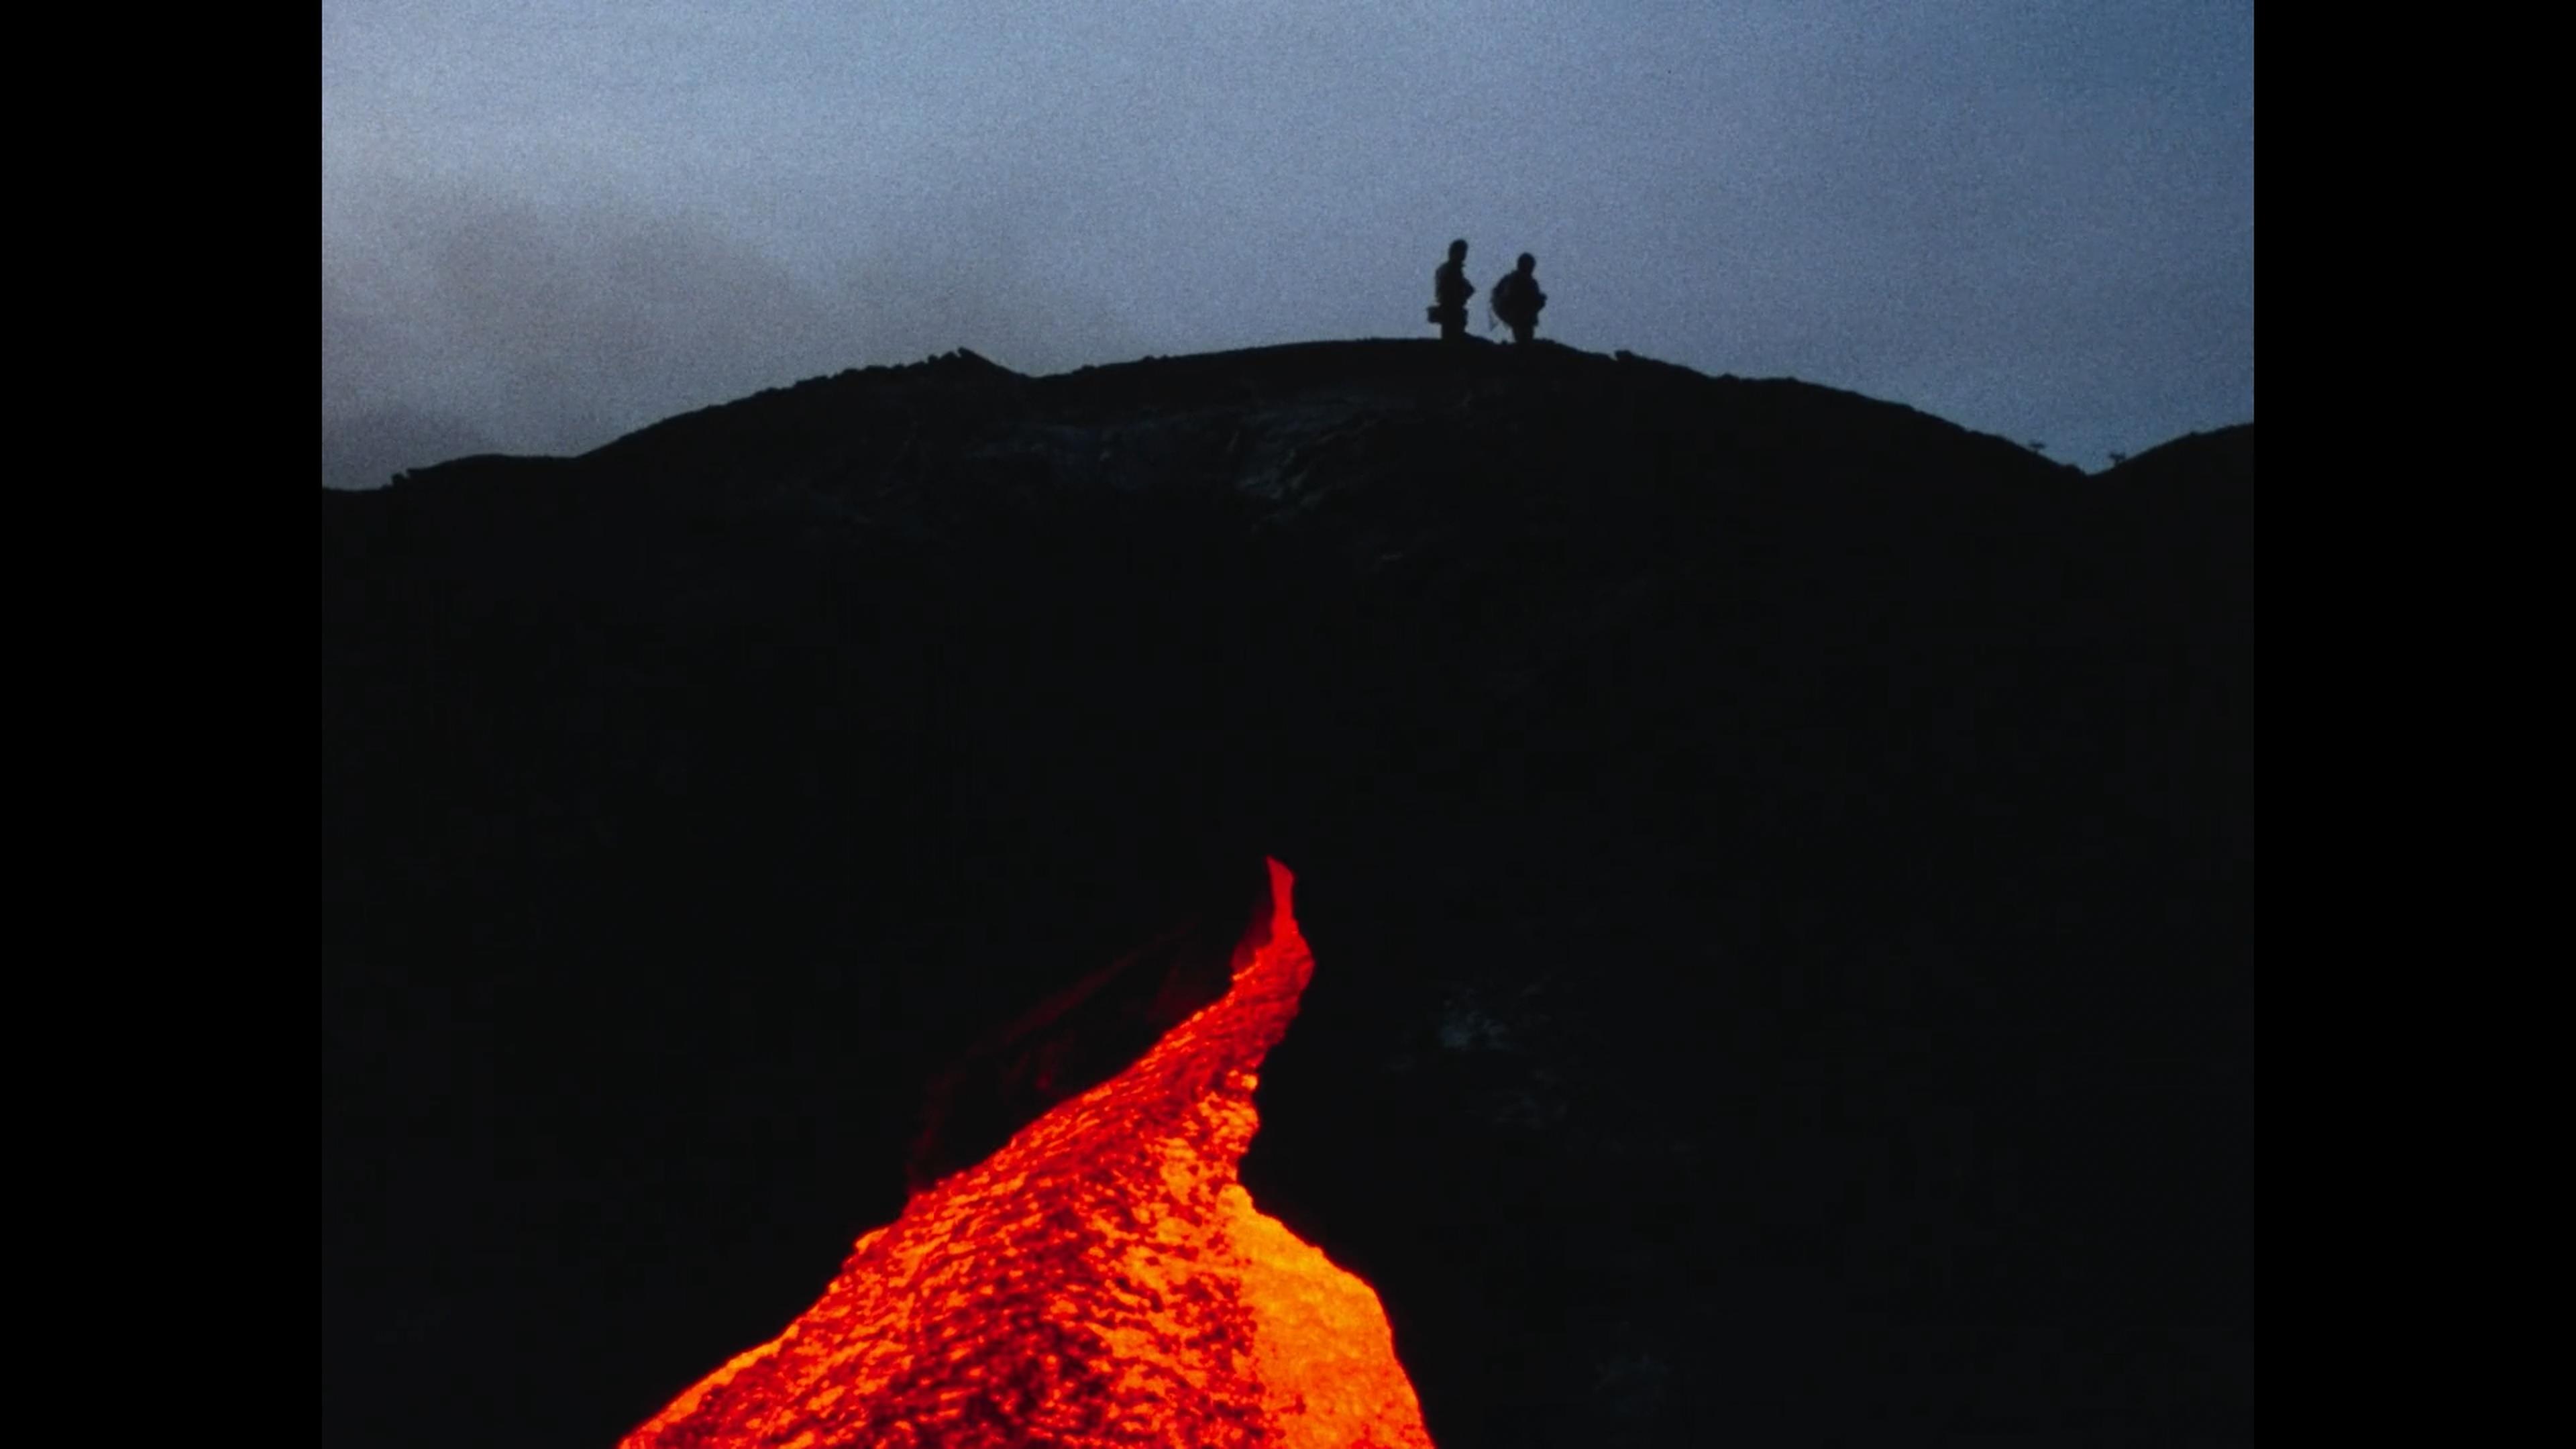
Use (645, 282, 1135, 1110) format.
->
(1491, 253, 1547, 345)
(1428, 239, 1476, 342)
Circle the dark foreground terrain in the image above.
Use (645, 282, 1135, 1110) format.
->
(323, 339, 2253, 1447)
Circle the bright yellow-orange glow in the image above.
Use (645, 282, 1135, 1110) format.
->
(622, 859, 1434, 1448)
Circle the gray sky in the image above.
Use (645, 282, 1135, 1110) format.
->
(322, 1, 2253, 488)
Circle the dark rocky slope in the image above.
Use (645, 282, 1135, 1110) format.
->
(322, 339, 2252, 1448)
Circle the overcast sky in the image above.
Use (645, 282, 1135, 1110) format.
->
(322, 1, 2252, 488)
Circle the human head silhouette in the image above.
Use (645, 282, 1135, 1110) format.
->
(1448, 239, 1469, 261)
(1517, 253, 1536, 274)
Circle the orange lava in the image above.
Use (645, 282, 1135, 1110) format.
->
(621, 858, 1434, 1448)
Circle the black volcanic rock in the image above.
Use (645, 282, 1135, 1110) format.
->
(322, 341, 2252, 1448)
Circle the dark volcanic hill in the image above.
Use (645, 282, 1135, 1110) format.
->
(321, 339, 2253, 1449)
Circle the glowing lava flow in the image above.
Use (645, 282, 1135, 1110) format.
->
(621, 859, 1434, 1448)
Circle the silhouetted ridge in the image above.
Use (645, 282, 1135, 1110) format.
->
(379, 341, 2085, 504)
(2106, 420, 2252, 482)
(324, 341, 2251, 1449)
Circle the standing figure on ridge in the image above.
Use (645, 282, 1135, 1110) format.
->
(1491, 253, 1547, 345)
(1429, 239, 1475, 343)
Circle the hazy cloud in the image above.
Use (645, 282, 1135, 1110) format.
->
(323, 1, 2251, 485)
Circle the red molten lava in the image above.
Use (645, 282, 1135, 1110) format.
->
(622, 858, 1434, 1448)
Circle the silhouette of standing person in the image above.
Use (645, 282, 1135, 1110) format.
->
(1491, 253, 1547, 345)
(1429, 239, 1475, 343)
